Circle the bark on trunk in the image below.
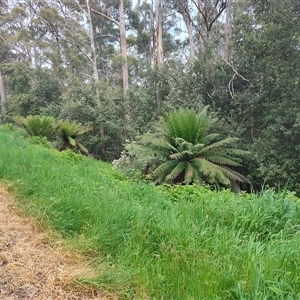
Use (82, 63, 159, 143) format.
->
(155, 0, 163, 66)
(119, 0, 129, 95)
(224, 0, 232, 58)
(178, 0, 195, 61)
(0, 68, 5, 124)
(86, 0, 99, 84)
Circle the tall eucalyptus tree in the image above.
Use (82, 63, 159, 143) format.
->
(91, 0, 129, 95)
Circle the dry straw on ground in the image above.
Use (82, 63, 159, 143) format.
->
(0, 186, 117, 300)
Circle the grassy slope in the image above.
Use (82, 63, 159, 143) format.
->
(1, 125, 300, 299)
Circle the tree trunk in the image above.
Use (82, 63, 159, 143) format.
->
(155, 0, 163, 66)
(91, 1, 129, 96)
(119, 0, 129, 95)
(86, 0, 99, 84)
(193, 0, 228, 52)
(224, 0, 232, 58)
(178, 0, 195, 61)
(0, 68, 5, 124)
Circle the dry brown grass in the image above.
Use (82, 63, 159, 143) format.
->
(0, 186, 117, 300)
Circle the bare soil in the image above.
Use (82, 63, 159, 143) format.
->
(0, 186, 117, 300)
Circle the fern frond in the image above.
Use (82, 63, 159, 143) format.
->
(221, 148, 250, 156)
(174, 137, 193, 148)
(192, 158, 231, 186)
(191, 167, 204, 184)
(192, 158, 212, 176)
(141, 133, 178, 153)
(164, 107, 211, 144)
(59, 121, 91, 139)
(204, 155, 241, 166)
(191, 143, 205, 153)
(76, 141, 90, 155)
(165, 162, 186, 182)
(153, 160, 178, 183)
(220, 166, 250, 183)
(200, 137, 240, 153)
(201, 133, 219, 145)
(170, 150, 193, 160)
(195, 106, 211, 142)
(214, 169, 231, 185)
(13, 115, 56, 138)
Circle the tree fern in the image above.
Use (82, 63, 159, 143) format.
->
(120, 107, 250, 189)
(152, 160, 179, 183)
(184, 162, 194, 184)
(58, 121, 91, 155)
(13, 115, 56, 139)
(203, 155, 241, 166)
(165, 162, 186, 182)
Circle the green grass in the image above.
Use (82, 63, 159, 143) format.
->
(1, 125, 300, 299)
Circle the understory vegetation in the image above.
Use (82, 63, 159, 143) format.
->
(1, 126, 300, 299)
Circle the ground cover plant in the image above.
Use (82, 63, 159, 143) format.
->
(1, 125, 300, 299)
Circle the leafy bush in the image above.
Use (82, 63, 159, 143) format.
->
(113, 143, 162, 180)
(54, 149, 85, 163)
(27, 136, 53, 149)
(158, 183, 215, 202)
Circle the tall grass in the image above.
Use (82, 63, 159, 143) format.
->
(1, 125, 300, 299)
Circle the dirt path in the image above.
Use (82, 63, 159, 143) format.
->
(0, 186, 116, 300)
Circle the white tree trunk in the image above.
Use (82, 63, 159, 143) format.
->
(155, 0, 163, 66)
(86, 0, 99, 84)
(119, 0, 129, 95)
(0, 68, 5, 124)
(178, 0, 195, 61)
(91, 1, 129, 95)
(224, 0, 232, 58)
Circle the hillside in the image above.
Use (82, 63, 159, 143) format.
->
(1, 125, 300, 299)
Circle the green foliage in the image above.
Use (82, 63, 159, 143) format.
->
(158, 183, 214, 202)
(2, 0, 300, 197)
(118, 107, 249, 189)
(54, 149, 85, 164)
(58, 78, 125, 161)
(227, 0, 300, 193)
(27, 136, 53, 149)
(1, 127, 300, 299)
(58, 121, 91, 155)
(12, 115, 56, 139)
(3, 63, 60, 117)
(113, 141, 161, 180)
(162, 107, 212, 144)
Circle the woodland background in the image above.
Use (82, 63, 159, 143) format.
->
(0, 0, 300, 193)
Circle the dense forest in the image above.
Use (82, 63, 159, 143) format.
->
(1, 0, 300, 193)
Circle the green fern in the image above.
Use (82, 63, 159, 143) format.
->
(159, 108, 250, 187)
(121, 107, 250, 189)
(58, 121, 91, 155)
(13, 115, 56, 139)
(163, 107, 212, 144)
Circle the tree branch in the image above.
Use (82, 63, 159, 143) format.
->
(222, 58, 253, 100)
(91, 8, 119, 27)
(94, 34, 120, 42)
